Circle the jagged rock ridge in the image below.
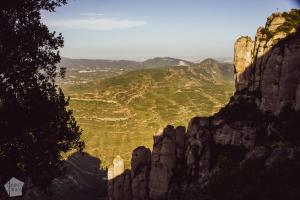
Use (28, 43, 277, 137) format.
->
(108, 10, 300, 200)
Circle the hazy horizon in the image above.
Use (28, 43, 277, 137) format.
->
(42, 0, 298, 61)
(60, 55, 233, 63)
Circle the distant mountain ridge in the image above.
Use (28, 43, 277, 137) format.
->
(59, 57, 141, 71)
(59, 57, 229, 71)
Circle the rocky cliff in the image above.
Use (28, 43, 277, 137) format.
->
(108, 10, 300, 200)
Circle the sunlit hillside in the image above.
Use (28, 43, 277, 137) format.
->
(61, 58, 235, 168)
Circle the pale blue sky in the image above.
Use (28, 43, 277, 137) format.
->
(42, 0, 298, 61)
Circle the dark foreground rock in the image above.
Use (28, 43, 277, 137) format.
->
(23, 152, 108, 200)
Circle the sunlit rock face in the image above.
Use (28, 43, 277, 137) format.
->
(108, 155, 127, 200)
(108, 10, 300, 200)
(113, 155, 125, 178)
(234, 12, 300, 114)
(266, 13, 286, 32)
(234, 36, 254, 91)
(233, 13, 288, 93)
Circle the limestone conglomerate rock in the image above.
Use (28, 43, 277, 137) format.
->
(113, 155, 125, 178)
(234, 11, 300, 114)
(184, 117, 212, 184)
(108, 10, 300, 200)
(266, 13, 286, 32)
(149, 125, 186, 200)
(108, 155, 126, 200)
(234, 36, 254, 91)
(131, 146, 151, 200)
(234, 12, 287, 93)
(110, 169, 131, 200)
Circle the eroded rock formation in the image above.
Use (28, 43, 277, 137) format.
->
(131, 146, 151, 200)
(234, 11, 300, 114)
(234, 36, 254, 90)
(108, 10, 300, 200)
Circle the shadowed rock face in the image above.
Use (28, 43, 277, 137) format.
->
(22, 152, 108, 200)
(149, 126, 186, 200)
(131, 147, 151, 200)
(108, 10, 300, 200)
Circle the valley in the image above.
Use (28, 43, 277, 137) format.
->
(59, 57, 235, 168)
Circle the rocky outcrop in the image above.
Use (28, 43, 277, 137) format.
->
(266, 13, 286, 32)
(21, 152, 108, 200)
(234, 11, 300, 114)
(108, 155, 128, 200)
(149, 126, 185, 200)
(234, 36, 254, 90)
(108, 10, 300, 200)
(131, 147, 151, 200)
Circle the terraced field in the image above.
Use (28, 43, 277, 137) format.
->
(61, 59, 235, 168)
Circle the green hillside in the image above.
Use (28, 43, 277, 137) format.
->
(61, 59, 235, 168)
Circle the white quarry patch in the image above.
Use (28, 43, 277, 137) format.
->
(178, 60, 189, 66)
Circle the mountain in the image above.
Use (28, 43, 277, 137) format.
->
(58, 57, 233, 85)
(61, 59, 235, 168)
(108, 10, 300, 200)
(59, 57, 142, 71)
(58, 57, 202, 86)
(142, 57, 194, 68)
(59, 57, 203, 71)
(197, 58, 234, 82)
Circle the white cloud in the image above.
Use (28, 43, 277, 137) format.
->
(81, 13, 104, 17)
(46, 17, 147, 31)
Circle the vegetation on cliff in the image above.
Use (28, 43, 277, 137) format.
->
(261, 9, 300, 41)
(279, 9, 300, 32)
